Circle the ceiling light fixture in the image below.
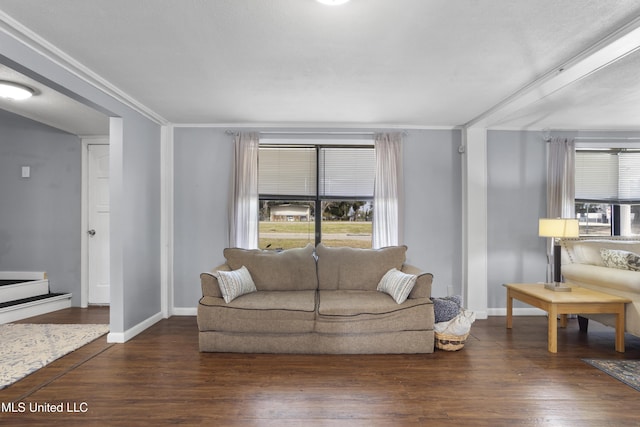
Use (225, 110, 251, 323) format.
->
(316, 0, 350, 5)
(0, 81, 34, 100)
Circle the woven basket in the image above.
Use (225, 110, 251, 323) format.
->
(435, 332, 469, 351)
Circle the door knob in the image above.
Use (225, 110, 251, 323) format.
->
(88, 229, 96, 236)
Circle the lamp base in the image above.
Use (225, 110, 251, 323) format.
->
(544, 282, 572, 292)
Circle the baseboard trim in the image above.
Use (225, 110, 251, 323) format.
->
(172, 307, 197, 316)
(107, 311, 163, 343)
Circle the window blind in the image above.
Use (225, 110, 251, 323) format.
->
(258, 145, 375, 199)
(576, 151, 640, 202)
(319, 147, 375, 198)
(618, 152, 640, 200)
(258, 147, 316, 196)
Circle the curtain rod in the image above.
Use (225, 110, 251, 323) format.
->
(544, 136, 640, 142)
(574, 136, 640, 141)
(224, 130, 408, 136)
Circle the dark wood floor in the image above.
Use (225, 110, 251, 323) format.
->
(1, 308, 640, 426)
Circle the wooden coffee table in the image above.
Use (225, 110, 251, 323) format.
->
(504, 283, 630, 353)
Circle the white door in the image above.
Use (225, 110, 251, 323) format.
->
(88, 144, 110, 305)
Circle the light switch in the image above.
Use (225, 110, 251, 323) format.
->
(21, 166, 30, 178)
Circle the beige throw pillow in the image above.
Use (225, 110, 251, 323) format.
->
(215, 266, 257, 303)
(377, 268, 417, 304)
(600, 248, 635, 270)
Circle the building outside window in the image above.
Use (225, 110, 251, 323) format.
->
(258, 142, 375, 250)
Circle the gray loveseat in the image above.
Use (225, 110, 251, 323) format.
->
(198, 243, 435, 353)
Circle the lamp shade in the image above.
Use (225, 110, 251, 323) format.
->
(539, 218, 579, 238)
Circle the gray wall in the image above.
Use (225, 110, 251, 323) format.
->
(173, 128, 232, 308)
(172, 128, 463, 309)
(0, 109, 82, 304)
(118, 119, 162, 329)
(486, 130, 547, 310)
(403, 129, 462, 298)
(0, 31, 162, 336)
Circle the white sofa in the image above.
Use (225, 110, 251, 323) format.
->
(561, 238, 640, 337)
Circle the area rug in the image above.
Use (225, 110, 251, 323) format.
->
(0, 323, 109, 389)
(583, 359, 640, 392)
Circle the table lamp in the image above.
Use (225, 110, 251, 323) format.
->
(539, 218, 579, 291)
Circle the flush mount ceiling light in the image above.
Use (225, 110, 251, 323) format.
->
(316, 0, 350, 5)
(0, 81, 34, 100)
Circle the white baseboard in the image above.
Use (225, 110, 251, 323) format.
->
(172, 307, 197, 316)
(107, 311, 163, 343)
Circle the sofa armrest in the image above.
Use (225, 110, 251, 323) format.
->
(200, 264, 230, 298)
(402, 263, 433, 299)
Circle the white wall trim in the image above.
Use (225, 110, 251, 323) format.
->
(160, 125, 174, 318)
(462, 127, 488, 320)
(108, 118, 124, 334)
(171, 123, 462, 130)
(172, 307, 197, 316)
(80, 136, 109, 308)
(107, 311, 163, 343)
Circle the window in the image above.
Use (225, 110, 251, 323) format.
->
(258, 143, 375, 250)
(575, 149, 640, 236)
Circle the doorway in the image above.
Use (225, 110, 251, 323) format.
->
(82, 138, 110, 306)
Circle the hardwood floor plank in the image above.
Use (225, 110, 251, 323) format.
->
(1, 309, 640, 426)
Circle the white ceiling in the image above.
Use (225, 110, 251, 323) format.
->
(0, 64, 109, 135)
(0, 0, 640, 133)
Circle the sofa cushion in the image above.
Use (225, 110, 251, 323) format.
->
(316, 244, 407, 291)
(224, 243, 318, 291)
(198, 290, 317, 334)
(215, 266, 257, 303)
(562, 263, 640, 294)
(377, 268, 417, 304)
(315, 290, 433, 334)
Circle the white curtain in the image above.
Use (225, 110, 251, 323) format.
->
(372, 132, 404, 248)
(228, 132, 259, 249)
(545, 136, 576, 281)
(547, 137, 576, 219)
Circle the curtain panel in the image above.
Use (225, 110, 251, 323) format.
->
(545, 136, 575, 281)
(372, 132, 404, 248)
(547, 137, 576, 219)
(229, 132, 259, 249)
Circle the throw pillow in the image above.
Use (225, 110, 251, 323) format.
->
(377, 268, 417, 304)
(432, 295, 462, 323)
(627, 252, 640, 271)
(600, 248, 634, 270)
(215, 266, 257, 303)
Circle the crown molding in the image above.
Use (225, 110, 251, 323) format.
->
(0, 10, 167, 126)
(171, 122, 462, 130)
